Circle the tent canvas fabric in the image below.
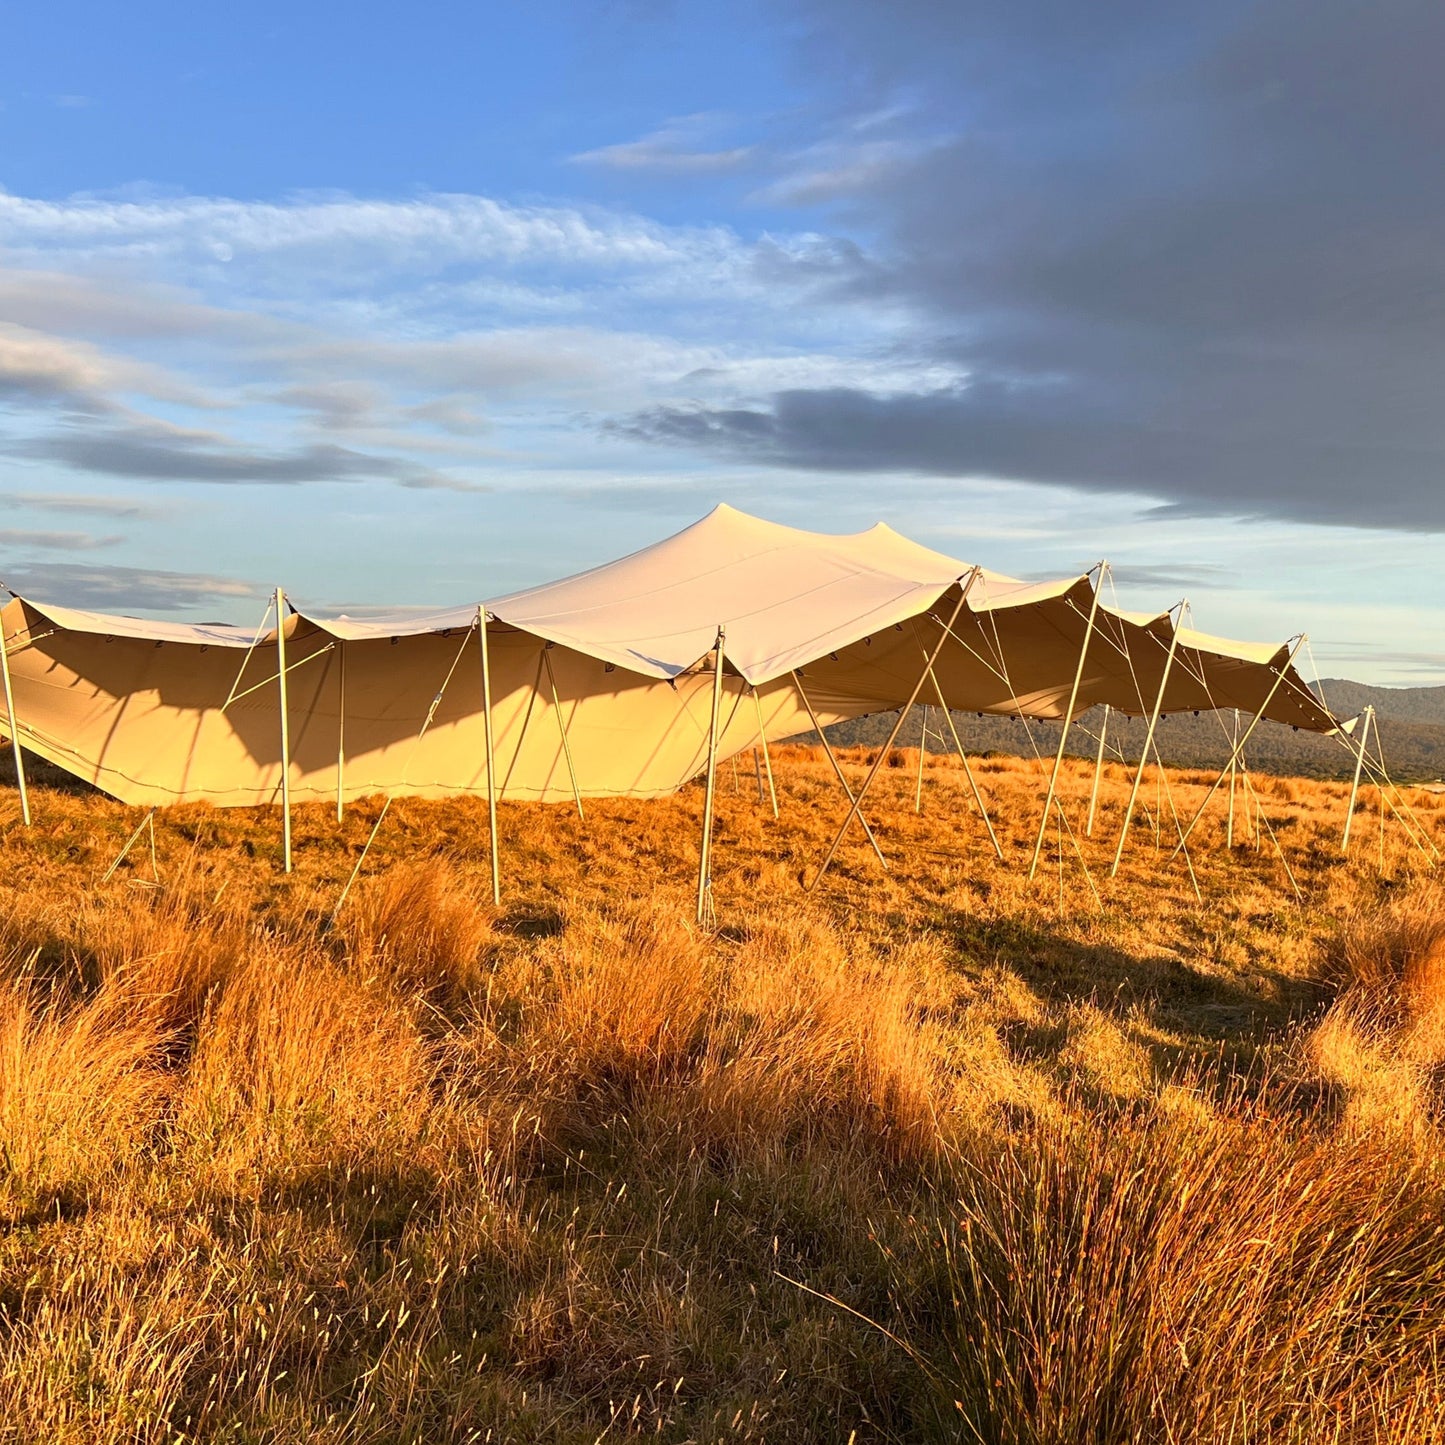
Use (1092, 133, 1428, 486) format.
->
(0, 504, 1336, 809)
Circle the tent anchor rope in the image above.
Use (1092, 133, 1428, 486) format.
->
(916, 645, 1003, 860)
(809, 569, 980, 892)
(695, 626, 726, 926)
(1111, 602, 1185, 878)
(791, 669, 887, 870)
(336, 642, 346, 823)
(1028, 562, 1106, 880)
(542, 648, 585, 820)
(478, 606, 501, 906)
(1169, 636, 1308, 861)
(1342, 705, 1373, 854)
(751, 685, 779, 819)
(330, 621, 480, 924)
(975, 578, 1101, 902)
(275, 587, 293, 874)
(100, 807, 159, 884)
(0, 611, 31, 828)
(1085, 704, 1109, 837)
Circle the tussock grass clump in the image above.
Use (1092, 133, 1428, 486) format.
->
(501, 903, 941, 1165)
(341, 861, 496, 1001)
(1325, 876, 1445, 1006)
(174, 944, 437, 1188)
(0, 975, 168, 1222)
(1311, 876, 1445, 1142)
(900, 1097, 1445, 1445)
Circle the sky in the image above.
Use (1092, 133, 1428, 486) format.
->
(0, 0, 1440, 684)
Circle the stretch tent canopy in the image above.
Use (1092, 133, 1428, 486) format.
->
(0, 503, 1336, 810)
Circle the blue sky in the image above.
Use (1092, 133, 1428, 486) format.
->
(0, 0, 1440, 683)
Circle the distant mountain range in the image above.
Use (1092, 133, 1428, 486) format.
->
(806, 678, 1445, 784)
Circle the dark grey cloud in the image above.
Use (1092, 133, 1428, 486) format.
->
(618, 0, 1445, 532)
(1, 562, 258, 611)
(5, 419, 478, 490)
(1105, 563, 1233, 590)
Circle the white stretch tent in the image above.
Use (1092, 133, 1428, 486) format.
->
(0, 504, 1336, 814)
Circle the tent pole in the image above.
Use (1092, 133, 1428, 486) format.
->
(478, 606, 501, 906)
(1111, 607, 1183, 878)
(542, 647, 584, 820)
(0, 607, 31, 827)
(275, 586, 292, 873)
(926, 664, 1003, 860)
(1169, 635, 1307, 861)
(793, 669, 887, 869)
(751, 685, 778, 819)
(1028, 565, 1105, 880)
(1085, 704, 1109, 837)
(914, 703, 929, 813)
(696, 626, 727, 926)
(1342, 705, 1373, 854)
(335, 641, 346, 823)
(810, 570, 980, 891)
(1227, 708, 1239, 848)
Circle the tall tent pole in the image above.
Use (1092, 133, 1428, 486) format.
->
(1169, 635, 1307, 860)
(335, 641, 346, 823)
(1227, 708, 1239, 848)
(1085, 704, 1109, 837)
(810, 570, 980, 891)
(1341, 706, 1373, 854)
(274, 587, 293, 873)
(751, 685, 779, 819)
(1028, 565, 1106, 880)
(914, 704, 929, 813)
(0, 605, 31, 827)
(793, 669, 887, 869)
(478, 606, 501, 906)
(1111, 605, 1184, 878)
(927, 666, 1004, 860)
(542, 647, 584, 819)
(696, 626, 727, 926)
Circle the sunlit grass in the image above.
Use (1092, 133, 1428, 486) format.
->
(0, 743, 1439, 1441)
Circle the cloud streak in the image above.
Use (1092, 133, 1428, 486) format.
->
(0, 561, 259, 611)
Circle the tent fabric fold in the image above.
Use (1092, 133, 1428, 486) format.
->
(0, 504, 1337, 809)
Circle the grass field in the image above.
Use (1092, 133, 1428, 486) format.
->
(0, 743, 1443, 1443)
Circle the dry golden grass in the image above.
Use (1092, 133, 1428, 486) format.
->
(0, 744, 1439, 1442)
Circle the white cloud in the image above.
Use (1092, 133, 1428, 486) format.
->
(0, 189, 743, 276)
(0, 527, 122, 550)
(0, 321, 216, 408)
(571, 115, 756, 174)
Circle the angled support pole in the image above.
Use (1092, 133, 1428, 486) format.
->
(793, 669, 887, 869)
(1170, 635, 1307, 861)
(542, 647, 584, 819)
(1342, 706, 1373, 854)
(1111, 603, 1184, 877)
(810, 569, 980, 891)
(275, 586, 293, 873)
(336, 641, 347, 823)
(478, 606, 501, 906)
(696, 626, 727, 926)
(1085, 704, 1109, 837)
(751, 684, 779, 819)
(0, 608, 31, 827)
(1028, 564, 1106, 880)
(926, 664, 1003, 860)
